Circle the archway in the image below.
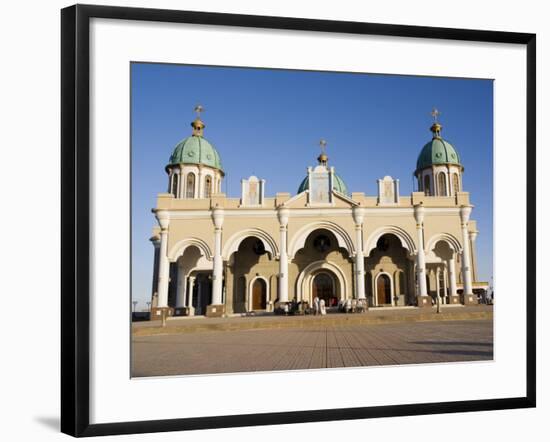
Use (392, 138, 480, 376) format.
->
(251, 278, 267, 310)
(229, 236, 276, 313)
(312, 272, 337, 307)
(296, 261, 347, 304)
(289, 221, 355, 259)
(376, 273, 392, 305)
(366, 233, 412, 306)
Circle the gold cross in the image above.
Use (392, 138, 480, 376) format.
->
(431, 107, 441, 122)
(194, 104, 204, 118)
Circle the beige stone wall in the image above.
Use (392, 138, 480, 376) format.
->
(151, 188, 483, 310)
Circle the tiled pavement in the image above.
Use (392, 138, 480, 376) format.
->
(132, 319, 493, 377)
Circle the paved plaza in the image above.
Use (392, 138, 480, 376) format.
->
(132, 318, 493, 377)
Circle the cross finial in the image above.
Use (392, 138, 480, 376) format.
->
(431, 107, 441, 123)
(194, 104, 204, 118)
(319, 139, 327, 155)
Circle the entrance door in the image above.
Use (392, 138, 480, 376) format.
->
(193, 273, 212, 315)
(377, 274, 391, 305)
(252, 278, 267, 310)
(312, 273, 335, 306)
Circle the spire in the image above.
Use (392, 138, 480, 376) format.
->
(191, 104, 206, 137)
(430, 107, 442, 138)
(317, 139, 328, 166)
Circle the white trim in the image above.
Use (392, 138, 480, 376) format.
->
(162, 206, 461, 219)
(364, 225, 417, 256)
(375, 271, 395, 306)
(332, 190, 359, 206)
(221, 228, 280, 260)
(247, 276, 269, 311)
(288, 220, 355, 258)
(425, 232, 463, 254)
(167, 237, 213, 262)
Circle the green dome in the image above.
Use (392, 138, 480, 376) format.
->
(169, 135, 223, 171)
(416, 137, 461, 172)
(298, 173, 348, 195)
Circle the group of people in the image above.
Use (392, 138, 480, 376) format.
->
(312, 296, 327, 316)
(280, 297, 369, 315)
(338, 298, 368, 313)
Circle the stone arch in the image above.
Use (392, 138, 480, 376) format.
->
(364, 226, 417, 257)
(222, 228, 279, 260)
(289, 221, 355, 259)
(296, 260, 349, 303)
(425, 233, 462, 255)
(168, 238, 213, 262)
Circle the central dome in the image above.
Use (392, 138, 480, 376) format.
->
(297, 173, 348, 195)
(168, 135, 223, 172)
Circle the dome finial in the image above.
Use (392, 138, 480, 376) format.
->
(191, 104, 206, 136)
(430, 107, 442, 139)
(317, 139, 328, 166)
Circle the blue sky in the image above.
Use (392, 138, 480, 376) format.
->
(131, 63, 493, 309)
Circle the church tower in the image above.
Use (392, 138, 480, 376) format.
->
(165, 105, 224, 199)
(414, 109, 464, 197)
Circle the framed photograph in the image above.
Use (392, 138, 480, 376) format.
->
(61, 4, 536, 437)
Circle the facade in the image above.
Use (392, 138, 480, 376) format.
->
(148, 110, 488, 319)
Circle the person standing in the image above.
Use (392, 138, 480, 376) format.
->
(313, 296, 320, 315)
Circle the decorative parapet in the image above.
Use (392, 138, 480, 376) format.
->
(412, 191, 470, 207)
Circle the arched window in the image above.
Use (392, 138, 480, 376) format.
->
(186, 173, 195, 198)
(437, 172, 447, 196)
(204, 175, 212, 198)
(424, 175, 431, 196)
(453, 173, 460, 194)
(171, 173, 179, 197)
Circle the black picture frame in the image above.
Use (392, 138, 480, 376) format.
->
(61, 4, 536, 437)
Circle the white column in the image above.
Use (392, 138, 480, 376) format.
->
(460, 206, 474, 296)
(448, 256, 458, 298)
(187, 276, 195, 309)
(149, 235, 161, 305)
(443, 267, 448, 304)
(175, 262, 186, 308)
(435, 267, 442, 305)
(178, 166, 184, 199)
(372, 273, 378, 307)
(414, 205, 428, 297)
(197, 167, 203, 198)
(352, 207, 366, 299)
(277, 208, 290, 303)
(211, 208, 225, 305)
(469, 230, 479, 282)
(155, 211, 170, 308)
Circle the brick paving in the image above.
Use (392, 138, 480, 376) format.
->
(132, 319, 493, 377)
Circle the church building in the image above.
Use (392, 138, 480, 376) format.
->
(148, 107, 487, 318)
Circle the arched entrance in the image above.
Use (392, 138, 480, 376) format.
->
(376, 274, 392, 305)
(312, 272, 337, 307)
(251, 278, 267, 310)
